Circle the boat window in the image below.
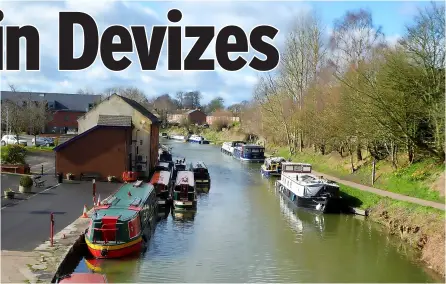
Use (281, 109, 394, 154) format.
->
(302, 165, 311, 172)
(244, 148, 251, 153)
(294, 165, 303, 172)
(251, 148, 260, 153)
(284, 165, 294, 172)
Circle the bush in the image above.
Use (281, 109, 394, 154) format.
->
(1, 145, 27, 164)
(211, 119, 229, 131)
(20, 175, 33, 187)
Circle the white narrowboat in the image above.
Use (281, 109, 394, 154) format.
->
(275, 162, 341, 213)
(172, 171, 197, 210)
(221, 141, 246, 156)
(188, 134, 210, 144)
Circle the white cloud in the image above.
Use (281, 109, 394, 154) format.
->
(1, 0, 311, 106)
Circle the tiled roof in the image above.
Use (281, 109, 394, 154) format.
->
(97, 115, 132, 127)
(0, 91, 101, 112)
(117, 95, 160, 124)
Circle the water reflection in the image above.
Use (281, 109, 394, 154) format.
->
(171, 209, 196, 222)
(84, 257, 140, 283)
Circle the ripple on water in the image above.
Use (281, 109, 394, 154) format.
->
(74, 142, 441, 283)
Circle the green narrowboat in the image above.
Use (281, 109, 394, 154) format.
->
(85, 181, 157, 259)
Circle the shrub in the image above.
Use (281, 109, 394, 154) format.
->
(20, 175, 33, 187)
(1, 145, 27, 164)
(211, 119, 229, 131)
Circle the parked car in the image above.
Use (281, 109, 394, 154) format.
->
(32, 137, 54, 146)
(1, 135, 28, 146)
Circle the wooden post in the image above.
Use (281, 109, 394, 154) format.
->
(372, 158, 376, 186)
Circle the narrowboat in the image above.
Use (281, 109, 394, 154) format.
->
(233, 144, 265, 162)
(161, 133, 169, 138)
(172, 171, 197, 210)
(189, 161, 211, 192)
(275, 162, 341, 213)
(150, 171, 172, 207)
(154, 161, 173, 176)
(261, 157, 286, 177)
(159, 149, 173, 162)
(85, 180, 157, 259)
(221, 141, 246, 155)
(172, 158, 187, 181)
(56, 273, 107, 283)
(188, 134, 210, 144)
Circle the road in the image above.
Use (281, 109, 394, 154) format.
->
(1, 181, 120, 251)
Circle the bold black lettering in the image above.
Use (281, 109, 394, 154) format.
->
(216, 26, 248, 71)
(131, 26, 166, 70)
(184, 26, 214, 71)
(0, 10, 3, 70)
(6, 26, 40, 70)
(100, 26, 132, 71)
(59, 12, 98, 71)
(249, 25, 279, 71)
(167, 9, 182, 70)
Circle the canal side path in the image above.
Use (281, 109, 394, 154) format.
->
(312, 170, 445, 210)
(1, 177, 121, 283)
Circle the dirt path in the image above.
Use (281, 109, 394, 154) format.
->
(313, 170, 445, 211)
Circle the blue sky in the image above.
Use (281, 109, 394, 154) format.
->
(0, 1, 436, 106)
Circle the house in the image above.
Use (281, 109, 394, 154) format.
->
(167, 109, 207, 125)
(54, 94, 160, 181)
(206, 110, 240, 125)
(0, 91, 101, 134)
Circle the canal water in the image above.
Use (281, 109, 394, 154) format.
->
(74, 140, 442, 282)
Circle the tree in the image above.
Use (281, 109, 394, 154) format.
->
(182, 91, 202, 109)
(152, 94, 176, 127)
(101, 86, 151, 110)
(76, 88, 96, 95)
(206, 97, 225, 113)
(27, 100, 51, 142)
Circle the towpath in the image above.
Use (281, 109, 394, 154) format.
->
(312, 170, 445, 211)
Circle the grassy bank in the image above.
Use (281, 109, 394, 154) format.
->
(270, 147, 445, 277)
(272, 147, 444, 203)
(1, 146, 54, 153)
(162, 126, 246, 145)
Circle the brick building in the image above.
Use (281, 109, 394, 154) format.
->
(167, 109, 207, 125)
(54, 94, 160, 181)
(1, 91, 101, 134)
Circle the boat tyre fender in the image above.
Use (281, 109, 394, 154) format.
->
(100, 248, 108, 257)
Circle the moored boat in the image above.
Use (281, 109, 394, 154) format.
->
(188, 161, 211, 192)
(85, 181, 157, 259)
(171, 134, 187, 141)
(275, 162, 341, 213)
(261, 157, 286, 177)
(172, 171, 197, 210)
(188, 134, 210, 144)
(172, 158, 187, 181)
(233, 144, 265, 162)
(150, 171, 172, 207)
(221, 141, 246, 155)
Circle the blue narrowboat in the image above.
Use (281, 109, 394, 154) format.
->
(233, 144, 265, 163)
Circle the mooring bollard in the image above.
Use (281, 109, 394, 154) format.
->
(50, 212, 54, 246)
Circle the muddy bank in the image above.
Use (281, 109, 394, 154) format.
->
(369, 200, 445, 278)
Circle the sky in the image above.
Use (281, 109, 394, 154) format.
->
(0, 0, 435, 106)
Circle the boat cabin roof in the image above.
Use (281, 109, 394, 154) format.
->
(266, 157, 286, 163)
(150, 171, 170, 185)
(175, 171, 195, 187)
(239, 144, 264, 149)
(157, 162, 170, 168)
(190, 161, 207, 170)
(92, 182, 154, 221)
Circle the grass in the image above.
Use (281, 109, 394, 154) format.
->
(162, 126, 245, 145)
(340, 184, 445, 218)
(1, 146, 54, 152)
(272, 147, 444, 203)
